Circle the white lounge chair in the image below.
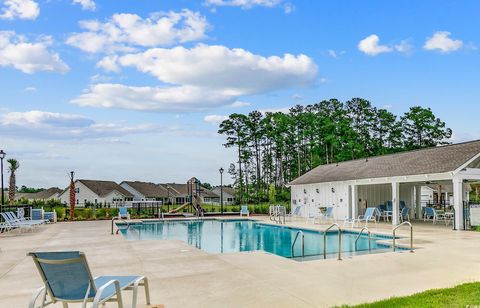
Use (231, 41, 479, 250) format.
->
(240, 205, 250, 217)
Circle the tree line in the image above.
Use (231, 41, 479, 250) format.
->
(218, 98, 452, 204)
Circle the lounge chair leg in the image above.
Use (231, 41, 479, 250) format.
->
(144, 277, 151, 305)
(62, 302, 68, 308)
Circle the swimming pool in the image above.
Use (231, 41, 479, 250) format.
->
(118, 219, 395, 259)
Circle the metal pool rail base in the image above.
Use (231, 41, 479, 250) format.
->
(392, 221, 414, 252)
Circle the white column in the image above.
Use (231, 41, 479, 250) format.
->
(415, 185, 422, 219)
(392, 182, 400, 225)
(453, 178, 464, 230)
(350, 185, 358, 219)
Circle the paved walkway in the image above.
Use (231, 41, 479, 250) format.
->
(0, 218, 479, 307)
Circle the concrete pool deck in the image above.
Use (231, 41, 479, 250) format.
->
(1, 217, 480, 307)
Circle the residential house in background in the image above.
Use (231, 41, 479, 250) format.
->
(212, 186, 236, 205)
(161, 180, 220, 204)
(15, 187, 62, 202)
(58, 179, 133, 207)
(120, 181, 169, 203)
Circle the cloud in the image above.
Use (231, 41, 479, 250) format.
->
(283, 2, 295, 14)
(72, 0, 96, 11)
(423, 31, 463, 53)
(24, 86, 36, 92)
(0, 0, 39, 20)
(96, 55, 120, 72)
(204, 0, 282, 9)
(230, 100, 251, 108)
(116, 44, 317, 95)
(394, 40, 413, 54)
(358, 34, 392, 56)
(327, 49, 345, 59)
(66, 9, 209, 53)
(0, 110, 155, 139)
(77, 44, 317, 112)
(71, 83, 237, 112)
(204, 114, 228, 124)
(0, 31, 69, 74)
(292, 93, 303, 100)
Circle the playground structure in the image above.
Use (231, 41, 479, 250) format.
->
(168, 177, 205, 216)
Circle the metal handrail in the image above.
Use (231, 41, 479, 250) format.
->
(354, 227, 371, 252)
(323, 223, 342, 260)
(111, 217, 130, 235)
(291, 230, 305, 258)
(392, 221, 414, 252)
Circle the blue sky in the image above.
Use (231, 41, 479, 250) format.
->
(1, 0, 479, 188)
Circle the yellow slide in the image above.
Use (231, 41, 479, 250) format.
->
(168, 202, 190, 213)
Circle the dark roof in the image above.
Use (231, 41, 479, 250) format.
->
(16, 187, 62, 200)
(121, 181, 169, 198)
(289, 140, 480, 185)
(159, 183, 219, 198)
(15, 187, 62, 200)
(213, 186, 236, 196)
(78, 180, 133, 197)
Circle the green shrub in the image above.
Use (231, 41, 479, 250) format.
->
(54, 207, 66, 220)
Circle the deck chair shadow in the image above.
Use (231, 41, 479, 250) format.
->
(28, 251, 150, 308)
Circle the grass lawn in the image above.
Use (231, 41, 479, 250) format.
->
(344, 282, 480, 308)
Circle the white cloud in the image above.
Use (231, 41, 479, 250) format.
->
(66, 9, 209, 53)
(327, 49, 345, 59)
(77, 44, 317, 112)
(204, 114, 228, 124)
(0, 110, 155, 139)
(394, 40, 413, 54)
(72, 0, 96, 11)
(116, 44, 317, 95)
(0, 31, 69, 74)
(24, 86, 36, 92)
(230, 101, 251, 108)
(0, 0, 39, 20)
(423, 31, 463, 53)
(292, 93, 303, 100)
(204, 0, 282, 9)
(96, 55, 120, 72)
(358, 34, 392, 56)
(71, 84, 237, 112)
(283, 2, 295, 14)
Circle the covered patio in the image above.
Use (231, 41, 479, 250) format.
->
(289, 140, 480, 230)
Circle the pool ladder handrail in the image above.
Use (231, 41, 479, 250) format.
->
(392, 221, 414, 252)
(291, 230, 305, 259)
(111, 217, 131, 235)
(323, 223, 342, 260)
(354, 227, 371, 252)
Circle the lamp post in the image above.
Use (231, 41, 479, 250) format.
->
(219, 167, 224, 215)
(0, 150, 5, 210)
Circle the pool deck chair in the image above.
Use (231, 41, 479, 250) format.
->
(240, 205, 249, 217)
(28, 251, 150, 308)
(118, 207, 130, 220)
(319, 207, 334, 223)
(286, 206, 302, 221)
(357, 207, 379, 227)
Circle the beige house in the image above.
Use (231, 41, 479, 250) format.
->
(212, 186, 236, 205)
(58, 179, 133, 207)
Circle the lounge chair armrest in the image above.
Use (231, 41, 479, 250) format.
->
(92, 279, 123, 308)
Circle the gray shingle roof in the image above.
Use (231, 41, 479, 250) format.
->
(289, 140, 480, 185)
(79, 180, 133, 197)
(122, 181, 169, 198)
(15, 187, 62, 200)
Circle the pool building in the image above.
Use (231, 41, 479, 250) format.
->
(289, 140, 480, 230)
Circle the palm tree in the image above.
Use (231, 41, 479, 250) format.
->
(7, 159, 19, 205)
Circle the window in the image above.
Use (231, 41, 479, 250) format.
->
(75, 187, 80, 193)
(94, 199, 97, 203)
(76, 199, 79, 204)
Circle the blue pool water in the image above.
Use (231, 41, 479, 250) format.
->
(118, 219, 394, 259)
